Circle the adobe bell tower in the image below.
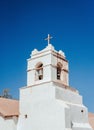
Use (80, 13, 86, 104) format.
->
(18, 34, 92, 130)
(27, 34, 69, 87)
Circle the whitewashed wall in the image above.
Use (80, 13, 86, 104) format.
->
(0, 116, 18, 130)
(18, 44, 92, 130)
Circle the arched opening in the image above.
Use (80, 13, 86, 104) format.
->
(57, 62, 62, 80)
(35, 62, 43, 80)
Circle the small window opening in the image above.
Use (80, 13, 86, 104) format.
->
(25, 114, 27, 118)
(81, 110, 84, 113)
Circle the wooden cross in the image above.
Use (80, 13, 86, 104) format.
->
(45, 34, 53, 45)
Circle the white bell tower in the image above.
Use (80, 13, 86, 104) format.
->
(27, 34, 69, 87)
(18, 34, 92, 130)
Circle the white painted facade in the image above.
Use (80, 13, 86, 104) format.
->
(17, 43, 92, 130)
(0, 116, 18, 130)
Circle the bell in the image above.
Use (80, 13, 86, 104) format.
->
(38, 69, 43, 76)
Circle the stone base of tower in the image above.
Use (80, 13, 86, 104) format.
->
(17, 82, 93, 130)
(17, 99, 70, 130)
(17, 100, 92, 130)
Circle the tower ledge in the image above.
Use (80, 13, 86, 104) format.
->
(21, 80, 78, 94)
(30, 44, 65, 59)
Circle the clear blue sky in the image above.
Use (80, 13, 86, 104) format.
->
(0, 0, 94, 112)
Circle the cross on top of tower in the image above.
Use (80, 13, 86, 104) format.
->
(45, 34, 53, 45)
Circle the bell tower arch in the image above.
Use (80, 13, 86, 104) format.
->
(35, 62, 43, 81)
